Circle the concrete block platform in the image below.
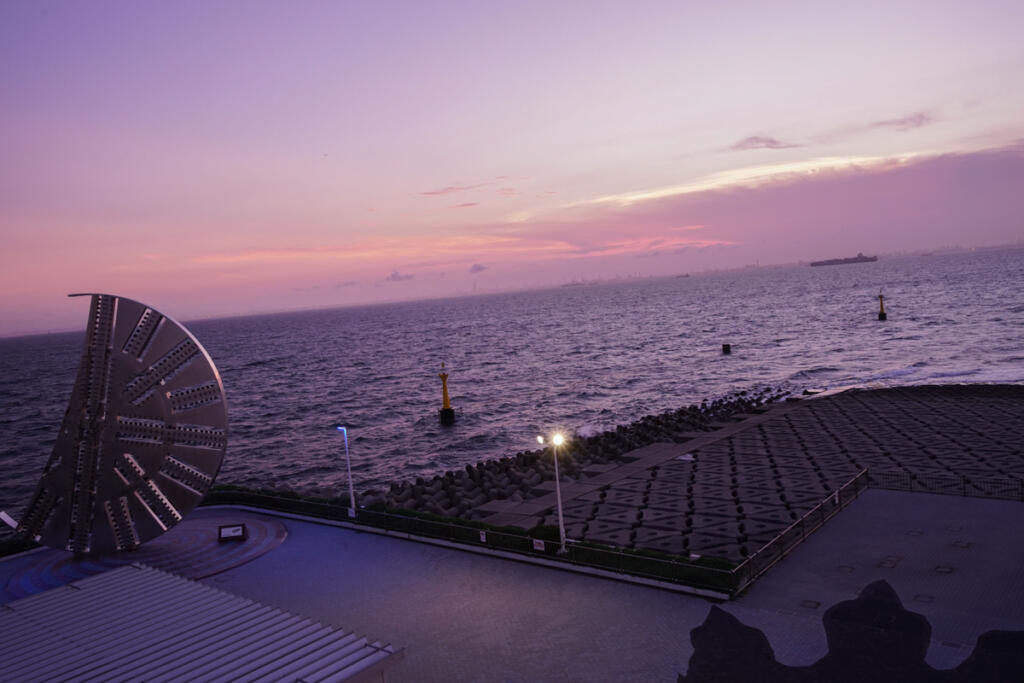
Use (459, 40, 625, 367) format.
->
(479, 385, 1024, 564)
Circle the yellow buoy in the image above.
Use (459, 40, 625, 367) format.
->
(439, 362, 455, 425)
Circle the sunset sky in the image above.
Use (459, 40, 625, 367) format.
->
(2, 1, 1023, 336)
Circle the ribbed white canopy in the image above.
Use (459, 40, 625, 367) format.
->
(0, 563, 401, 682)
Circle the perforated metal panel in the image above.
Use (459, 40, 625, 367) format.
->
(17, 294, 228, 554)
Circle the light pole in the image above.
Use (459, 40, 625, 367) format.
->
(336, 425, 357, 518)
(537, 432, 568, 554)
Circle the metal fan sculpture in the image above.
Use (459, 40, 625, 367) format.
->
(14, 294, 228, 555)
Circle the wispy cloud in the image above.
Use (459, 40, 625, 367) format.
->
(870, 111, 933, 131)
(421, 183, 489, 196)
(179, 148, 1023, 288)
(451, 202, 479, 208)
(564, 146, 1024, 265)
(574, 154, 916, 207)
(729, 135, 800, 151)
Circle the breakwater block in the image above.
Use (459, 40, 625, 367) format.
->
(440, 407, 456, 426)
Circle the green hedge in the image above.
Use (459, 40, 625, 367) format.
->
(0, 537, 39, 559)
(202, 487, 737, 593)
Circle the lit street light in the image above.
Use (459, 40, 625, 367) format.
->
(336, 425, 357, 518)
(537, 432, 568, 554)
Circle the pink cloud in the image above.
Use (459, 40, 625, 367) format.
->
(420, 183, 489, 196)
(729, 135, 800, 151)
(466, 145, 1024, 270)
(870, 111, 933, 131)
(608, 145, 1024, 261)
(385, 270, 414, 282)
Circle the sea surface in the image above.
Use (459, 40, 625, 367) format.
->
(2, 248, 1023, 531)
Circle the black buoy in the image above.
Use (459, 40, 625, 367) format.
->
(722, 343, 731, 355)
(878, 293, 887, 321)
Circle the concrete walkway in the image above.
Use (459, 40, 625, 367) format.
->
(177, 489, 1024, 682)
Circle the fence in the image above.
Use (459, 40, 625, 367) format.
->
(201, 489, 737, 594)
(730, 469, 870, 594)
(139, 463, 1024, 596)
(867, 470, 1024, 501)
(203, 474, 876, 598)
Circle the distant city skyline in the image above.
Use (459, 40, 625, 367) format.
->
(2, 1, 1023, 336)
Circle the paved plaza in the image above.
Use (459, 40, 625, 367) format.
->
(482, 385, 1024, 563)
(2, 489, 1023, 681)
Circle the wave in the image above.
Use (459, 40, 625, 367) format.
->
(576, 423, 610, 438)
(922, 368, 981, 380)
(789, 366, 841, 379)
(856, 367, 919, 384)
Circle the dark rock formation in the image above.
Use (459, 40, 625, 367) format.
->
(680, 580, 1024, 683)
(816, 580, 933, 682)
(684, 606, 793, 683)
(949, 630, 1024, 683)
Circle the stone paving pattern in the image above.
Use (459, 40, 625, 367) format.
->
(481, 385, 1024, 563)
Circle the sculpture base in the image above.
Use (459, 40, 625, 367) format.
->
(439, 408, 456, 426)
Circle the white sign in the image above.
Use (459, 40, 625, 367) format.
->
(0, 511, 17, 529)
(532, 539, 545, 551)
(479, 530, 487, 543)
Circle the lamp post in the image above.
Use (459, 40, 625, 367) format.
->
(336, 425, 357, 518)
(537, 432, 568, 554)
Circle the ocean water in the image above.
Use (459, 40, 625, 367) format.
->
(1, 248, 1023, 527)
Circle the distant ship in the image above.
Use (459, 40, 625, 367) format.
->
(809, 252, 878, 267)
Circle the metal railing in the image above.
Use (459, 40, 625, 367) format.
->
(204, 462, 1022, 597)
(203, 472, 871, 597)
(867, 470, 1024, 501)
(201, 489, 737, 594)
(730, 469, 870, 595)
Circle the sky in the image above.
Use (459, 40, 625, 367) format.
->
(2, 1, 1023, 336)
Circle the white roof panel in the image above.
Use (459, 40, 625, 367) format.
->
(0, 563, 401, 682)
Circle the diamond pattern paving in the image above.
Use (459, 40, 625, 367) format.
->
(481, 385, 1024, 566)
